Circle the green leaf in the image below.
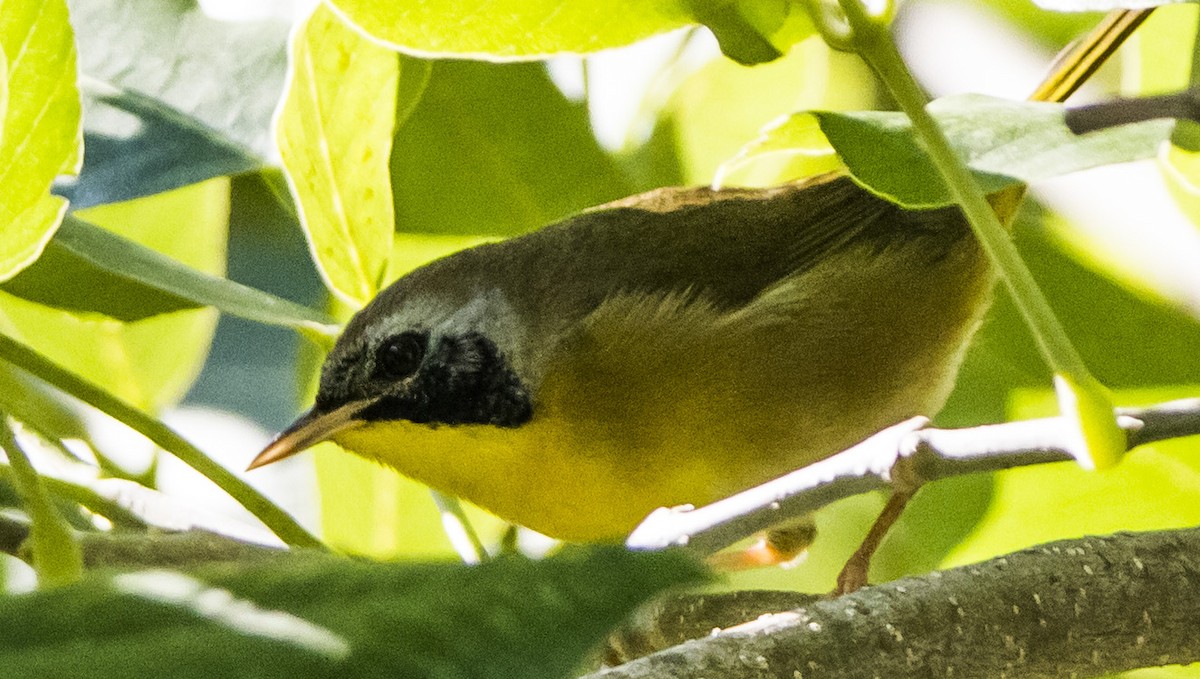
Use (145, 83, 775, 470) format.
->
(329, 0, 814, 61)
(0, 180, 229, 413)
(0, 215, 337, 334)
(0, 0, 82, 281)
(760, 95, 1172, 208)
(392, 61, 631, 236)
(66, 0, 289, 206)
(276, 4, 399, 307)
(0, 548, 705, 678)
(328, 0, 693, 59)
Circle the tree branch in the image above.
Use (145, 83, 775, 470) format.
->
(591, 526, 1200, 679)
(627, 398, 1200, 558)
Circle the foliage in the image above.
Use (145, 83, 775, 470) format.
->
(0, 0, 1199, 676)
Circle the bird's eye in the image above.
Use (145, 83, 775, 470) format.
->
(376, 331, 426, 379)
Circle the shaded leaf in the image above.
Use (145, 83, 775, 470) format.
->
(0, 216, 336, 333)
(0, 0, 82, 281)
(276, 4, 398, 306)
(0, 548, 706, 678)
(66, 0, 289, 206)
(62, 85, 263, 209)
(392, 61, 631, 236)
(757, 95, 1172, 208)
(684, 0, 785, 65)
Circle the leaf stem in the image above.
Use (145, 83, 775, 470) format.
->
(0, 333, 325, 550)
(0, 417, 83, 587)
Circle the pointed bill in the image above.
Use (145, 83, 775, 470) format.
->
(248, 400, 370, 470)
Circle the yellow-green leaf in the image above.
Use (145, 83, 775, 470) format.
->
(0, 0, 82, 281)
(0, 179, 229, 413)
(276, 4, 398, 307)
(329, 0, 812, 62)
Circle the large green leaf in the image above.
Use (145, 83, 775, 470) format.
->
(65, 0, 289, 207)
(740, 95, 1172, 208)
(0, 548, 705, 677)
(276, 4, 399, 307)
(0, 0, 82, 281)
(330, 0, 810, 61)
(0, 215, 336, 333)
(0, 180, 229, 412)
(392, 61, 631, 237)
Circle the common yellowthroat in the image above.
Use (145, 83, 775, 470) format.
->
(250, 175, 997, 541)
(249, 10, 1147, 546)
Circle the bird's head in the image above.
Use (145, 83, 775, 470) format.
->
(248, 285, 535, 470)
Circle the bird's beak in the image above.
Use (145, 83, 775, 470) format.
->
(247, 400, 370, 471)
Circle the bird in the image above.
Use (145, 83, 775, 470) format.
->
(248, 8, 1149, 572)
(249, 174, 998, 543)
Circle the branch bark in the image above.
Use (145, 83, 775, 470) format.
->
(592, 526, 1200, 679)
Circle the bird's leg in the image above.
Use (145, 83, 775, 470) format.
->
(707, 517, 818, 570)
(833, 486, 918, 595)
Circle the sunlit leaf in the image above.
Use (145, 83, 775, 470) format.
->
(391, 61, 630, 237)
(65, 0, 289, 206)
(0, 180, 229, 413)
(0, 0, 82, 281)
(0, 547, 704, 678)
(762, 95, 1171, 208)
(276, 4, 399, 306)
(330, 0, 814, 62)
(330, 0, 692, 59)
